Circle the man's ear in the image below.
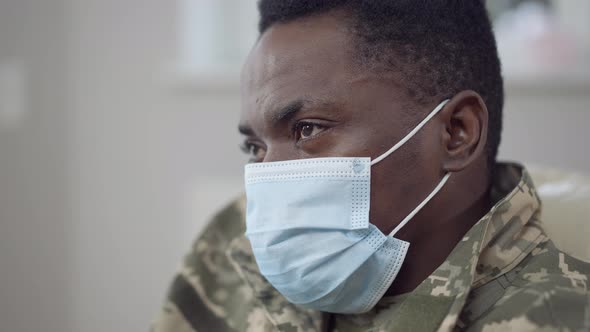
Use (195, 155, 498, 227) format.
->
(439, 90, 488, 172)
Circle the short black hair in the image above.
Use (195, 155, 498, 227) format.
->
(257, 0, 504, 172)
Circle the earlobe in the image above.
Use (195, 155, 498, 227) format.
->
(440, 91, 488, 173)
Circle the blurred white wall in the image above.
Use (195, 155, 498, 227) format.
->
(0, 1, 589, 332)
(500, 82, 590, 171)
(66, 1, 243, 331)
(1, 1, 245, 331)
(0, 1, 72, 331)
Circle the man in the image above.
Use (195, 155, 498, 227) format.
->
(153, 1, 590, 331)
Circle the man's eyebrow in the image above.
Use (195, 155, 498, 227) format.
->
(238, 99, 335, 136)
(270, 99, 306, 125)
(238, 100, 306, 136)
(238, 123, 255, 136)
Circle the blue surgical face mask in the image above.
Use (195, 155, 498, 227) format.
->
(244, 100, 451, 314)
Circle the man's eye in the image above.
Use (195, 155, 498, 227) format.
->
(295, 122, 326, 140)
(240, 142, 266, 162)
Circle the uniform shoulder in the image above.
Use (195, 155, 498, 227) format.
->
(152, 196, 254, 332)
(469, 240, 590, 331)
(195, 196, 246, 248)
(517, 238, 590, 289)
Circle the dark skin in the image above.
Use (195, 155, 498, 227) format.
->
(239, 12, 493, 297)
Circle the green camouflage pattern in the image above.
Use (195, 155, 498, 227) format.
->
(151, 163, 590, 331)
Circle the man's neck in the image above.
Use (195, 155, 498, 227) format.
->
(385, 188, 492, 296)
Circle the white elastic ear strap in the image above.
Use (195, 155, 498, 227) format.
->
(371, 99, 450, 166)
(388, 173, 451, 237)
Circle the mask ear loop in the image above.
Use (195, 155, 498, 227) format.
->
(366, 99, 451, 237)
(370, 100, 450, 166)
(388, 173, 451, 237)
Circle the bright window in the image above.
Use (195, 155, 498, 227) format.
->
(177, 0, 590, 87)
(178, 0, 258, 77)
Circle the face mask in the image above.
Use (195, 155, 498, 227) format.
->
(244, 100, 451, 314)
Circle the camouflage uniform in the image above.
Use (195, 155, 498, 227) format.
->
(152, 163, 590, 331)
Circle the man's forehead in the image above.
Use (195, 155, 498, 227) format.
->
(242, 12, 356, 93)
(240, 13, 359, 128)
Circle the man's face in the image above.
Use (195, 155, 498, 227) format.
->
(239, 13, 446, 235)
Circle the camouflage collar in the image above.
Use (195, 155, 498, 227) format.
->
(226, 163, 546, 332)
(473, 164, 546, 288)
(388, 164, 546, 331)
